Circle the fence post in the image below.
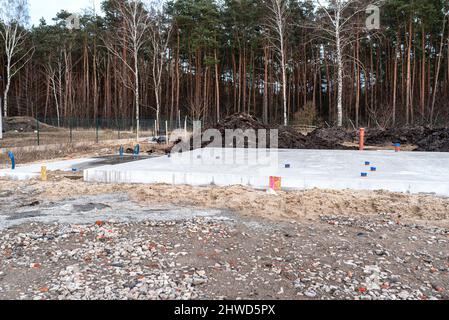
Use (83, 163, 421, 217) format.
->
(118, 119, 121, 140)
(36, 117, 40, 146)
(69, 117, 73, 144)
(96, 118, 99, 143)
(166, 121, 169, 145)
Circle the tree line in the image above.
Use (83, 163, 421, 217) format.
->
(0, 0, 448, 131)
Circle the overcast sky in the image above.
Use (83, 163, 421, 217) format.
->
(29, 0, 103, 26)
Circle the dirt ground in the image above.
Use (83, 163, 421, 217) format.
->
(0, 176, 448, 300)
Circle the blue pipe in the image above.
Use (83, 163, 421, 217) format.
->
(119, 146, 124, 159)
(133, 144, 140, 158)
(7, 151, 15, 170)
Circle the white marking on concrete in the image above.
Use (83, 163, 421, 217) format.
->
(84, 148, 449, 196)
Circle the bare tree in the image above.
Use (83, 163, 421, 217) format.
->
(430, 10, 449, 125)
(147, 1, 173, 133)
(43, 54, 65, 128)
(103, 0, 152, 140)
(265, 0, 289, 126)
(0, 0, 33, 139)
(311, 0, 381, 127)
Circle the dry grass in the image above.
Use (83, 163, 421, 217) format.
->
(0, 129, 155, 148)
(0, 141, 171, 168)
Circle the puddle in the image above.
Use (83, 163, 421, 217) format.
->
(7, 211, 44, 220)
(73, 203, 111, 212)
(73, 155, 157, 170)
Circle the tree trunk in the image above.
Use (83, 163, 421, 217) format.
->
(134, 51, 140, 141)
(335, 10, 343, 127)
(405, 19, 413, 125)
(430, 15, 447, 125)
(263, 46, 269, 124)
(215, 49, 220, 123)
(3, 56, 12, 117)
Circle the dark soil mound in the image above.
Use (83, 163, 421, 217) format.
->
(173, 113, 355, 150)
(173, 114, 448, 152)
(365, 126, 434, 146)
(416, 128, 449, 152)
(215, 113, 270, 131)
(277, 126, 309, 149)
(2, 117, 60, 133)
(308, 127, 356, 145)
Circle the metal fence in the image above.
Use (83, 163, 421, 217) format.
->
(1, 117, 196, 148)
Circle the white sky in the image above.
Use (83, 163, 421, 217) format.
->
(29, 0, 103, 26)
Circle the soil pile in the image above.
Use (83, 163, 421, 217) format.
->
(308, 127, 356, 145)
(416, 128, 449, 152)
(2, 117, 60, 133)
(215, 113, 270, 131)
(174, 113, 448, 151)
(365, 126, 434, 146)
(364, 126, 449, 152)
(175, 113, 354, 150)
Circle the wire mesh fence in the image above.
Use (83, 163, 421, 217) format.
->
(0, 117, 197, 148)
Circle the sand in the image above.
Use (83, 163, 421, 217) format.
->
(2, 177, 449, 227)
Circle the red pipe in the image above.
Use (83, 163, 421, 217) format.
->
(359, 128, 365, 151)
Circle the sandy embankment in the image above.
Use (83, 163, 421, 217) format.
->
(2, 178, 448, 227)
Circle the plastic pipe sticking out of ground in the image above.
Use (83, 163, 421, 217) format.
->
(359, 128, 365, 151)
(7, 151, 15, 170)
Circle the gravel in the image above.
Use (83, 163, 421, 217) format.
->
(0, 211, 448, 300)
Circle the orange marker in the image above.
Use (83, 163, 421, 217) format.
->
(359, 128, 365, 151)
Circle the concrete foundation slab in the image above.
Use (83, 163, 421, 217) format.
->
(84, 148, 449, 196)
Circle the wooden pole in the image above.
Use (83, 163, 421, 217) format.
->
(166, 121, 169, 145)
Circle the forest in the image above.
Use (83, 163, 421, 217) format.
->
(0, 0, 449, 129)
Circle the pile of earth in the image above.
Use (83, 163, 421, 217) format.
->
(365, 126, 435, 146)
(173, 113, 355, 150)
(308, 127, 356, 145)
(364, 126, 449, 152)
(172, 113, 449, 152)
(2, 117, 60, 133)
(415, 128, 449, 152)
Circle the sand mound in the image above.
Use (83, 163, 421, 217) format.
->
(7, 179, 448, 226)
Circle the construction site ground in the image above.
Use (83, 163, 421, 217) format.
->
(0, 174, 448, 300)
(1, 115, 448, 300)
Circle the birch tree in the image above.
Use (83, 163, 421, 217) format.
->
(147, 1, 173, 133)
(312, 0, 381, 127)
(103, 0, 151, 140)
(0, 0, 33, 138)
(266, 0, 290, 126)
